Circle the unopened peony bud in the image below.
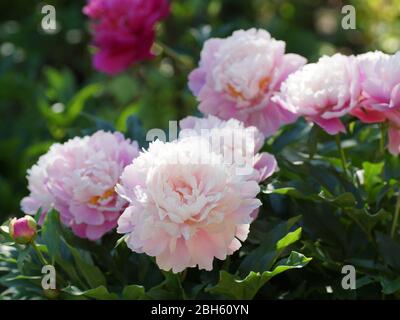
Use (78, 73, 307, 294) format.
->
(9, 216, 37, 244)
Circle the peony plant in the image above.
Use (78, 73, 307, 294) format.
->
(2, 1, 400, 302)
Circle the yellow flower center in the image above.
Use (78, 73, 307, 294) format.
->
(226, 76, 271, 101)
(89, 188, 115, 205)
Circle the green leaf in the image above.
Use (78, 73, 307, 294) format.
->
(41, 210, 82, 286)
(264, 188, 357, 208)
(346, 208, 390, 233)
(363, 162, 384, 188)
(276, 227, 302, 251)
(320, 192, 357, 208)
(240, 216, 302, 274)
(34, 208, 43, 224)
(208, 252, 311, 299)
(67, 245, 106, 288)
(0, 223, 11, 241)
(17, 247, 32, 272)
(38, 83, 103, 127)
(41, 209, 63, 262)
(122, 285, 147, 300)
(363, 162, 384, 200)
(380, 277, 400, 295)
(65, 84, 103, 124)
(147, 272, 185, 300)
(115, 103, 140, 132)
(263, 187, 319, 201)
(376, 232, 400, 271)
(115, 235, 128, 249)
(63, 285, 117, 300)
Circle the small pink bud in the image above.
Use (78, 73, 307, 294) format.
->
(9, 216, 37, 244)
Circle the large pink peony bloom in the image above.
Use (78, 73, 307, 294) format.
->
(116, 137, 261, 272)
(273, 53, 361, 135)
(179, 115, 278, 183)
(188, 28, 306, 137)
(21, 131, 139, 240)
(350, 51, 400, 154)
(83, 0, 170, 75)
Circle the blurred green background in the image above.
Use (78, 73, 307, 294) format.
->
(1, 0, 399, 220)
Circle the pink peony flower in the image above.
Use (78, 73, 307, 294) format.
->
(116, 137, 261, 272)
(188, 28, 306, 137)
(273, 53, 361, 135)
(9, 216, 37, 244)
(179, 115, 278, 183)
(350, 51, 400, 154)
(83, 0, 170, 75)
(21, 131, 139, 240)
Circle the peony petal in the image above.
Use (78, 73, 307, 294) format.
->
(311, 117, 346, 135)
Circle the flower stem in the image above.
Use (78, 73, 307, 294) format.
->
(380, 123, 386, 158)
(390, 191, 400, 239)
(30, 242, 48, 266)
(335, 134, 349, 178)
(155, 41, 193, 69)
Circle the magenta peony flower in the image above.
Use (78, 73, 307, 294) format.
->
(9, 216, 37, 244)
(350, 51, 400, 154)
(116, 137, 261, 272)
(188, 28, 306, 137)
(273, 53, 361, 135)
(21, 131, 139, 240)
(83, 0, 170, 75)
(179, 115, 278, 183)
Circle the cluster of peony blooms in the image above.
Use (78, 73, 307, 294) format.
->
(83, 0, 170, 75)
(190, 29, 400, 155)
(116, 116, 277, 272)
(21, 120, 277, 272)
(272, 51, 400, 154)
(20, 25, 400, 273)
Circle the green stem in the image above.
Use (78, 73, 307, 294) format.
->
(390, 191, 400, 239)
(155, 41, 193, 69)
(30, 242, 48, 266)
(380, 123, 386, 158)
(335, 134, 349, 178)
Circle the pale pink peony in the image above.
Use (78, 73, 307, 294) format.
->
(273, 53, 361, 135)
(188, 28, 306, 137)
(116, 137, 261, 272)
(179, 115, 278, 183)
(350, 51, 400, 154)
(83, 0, 170, 75)
(21, 131, 139, 240)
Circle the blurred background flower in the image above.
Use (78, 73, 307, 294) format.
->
(83, 0, 170, 74)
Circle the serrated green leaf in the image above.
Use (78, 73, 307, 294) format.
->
(240, 216, 302, 274)
(208, 252, 311, 299)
